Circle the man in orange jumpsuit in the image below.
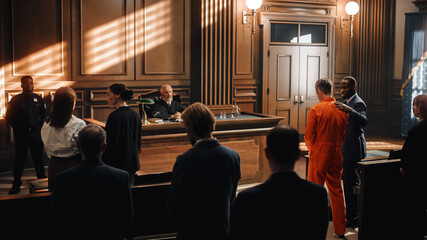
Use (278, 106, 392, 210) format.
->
(305, 78, 348, 240)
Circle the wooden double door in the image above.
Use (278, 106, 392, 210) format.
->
(267, 45, 329, 134)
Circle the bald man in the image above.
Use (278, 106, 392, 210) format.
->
(152, 84, 185, 120)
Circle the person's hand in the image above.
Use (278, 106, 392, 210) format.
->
(334, 101, 354, 113)
(170, 112, 182, 120)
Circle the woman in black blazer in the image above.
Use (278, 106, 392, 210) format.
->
(102, 83, 141, 182)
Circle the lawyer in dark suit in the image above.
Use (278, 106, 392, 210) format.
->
(401, 94, 427, 239)
(152, 84, 185, 120)
(230, 125, 329, 240)
(50, 124, 133, 240)
(335, 76, 368, 227)
(102, 83, 141, 182)
(168, 103, 241, 240)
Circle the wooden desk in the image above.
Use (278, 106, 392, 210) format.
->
(85, 113, 283, 183)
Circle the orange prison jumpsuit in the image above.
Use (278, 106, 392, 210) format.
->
(304, 97, 348, 236)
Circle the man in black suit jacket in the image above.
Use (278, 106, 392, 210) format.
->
(401, 94, 427, 239)
(152, 84, 185, 120)
(335, 76, 368, 228)
(229, 125, 329, 240)
(50, 124, 133, 240)
(168, 102, 241, 240)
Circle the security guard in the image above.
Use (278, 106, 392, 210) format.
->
(6, 75, 47, 194)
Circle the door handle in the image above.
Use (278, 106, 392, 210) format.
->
(294, 96, 299, 104)
(299, 95, 305, 104)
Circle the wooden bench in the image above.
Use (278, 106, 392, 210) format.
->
(0, 173, 176, 239)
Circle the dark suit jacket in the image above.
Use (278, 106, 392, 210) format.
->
(229, 171, 329, 240)
(401, 120, 427, 198)
(102, 106, 141, 176)
(50, 158, 133, 240)
(152, 99, 185, 120)
(168, 139, 241, 240)
(401, 120, 427, 239)
(6, 92, 46, 133)
(341, 93, 368, 162)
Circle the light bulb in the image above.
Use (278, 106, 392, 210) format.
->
(245, 0, 262, 10)
(345, 1, 359, 15)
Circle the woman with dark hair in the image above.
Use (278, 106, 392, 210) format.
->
(41, 87, 86, 190)
(102, 83, 141, 182)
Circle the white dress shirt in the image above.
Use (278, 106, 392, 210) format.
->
(345, 93, 357, 104)
(41, 115, 86, 158)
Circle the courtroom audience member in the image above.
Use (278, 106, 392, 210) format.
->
(50, 124, 133, 240)
(102, 83, 141, 183)
(401, 94, 427, 239)
(41, 87, 86, 191)
(168, 102, 241, 240)
(6, 75, 46, 194)
(229, 125, 329, 240)
(152, 84, 185, 120)
(335, 76, 368, 228)
(305, 78, 348, 239)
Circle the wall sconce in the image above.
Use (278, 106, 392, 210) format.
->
(340, 1, 360, 38)
(243, 0, 262, 34)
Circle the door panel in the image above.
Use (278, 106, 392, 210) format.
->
(268, 45, 329, 134)
(268, 46, 299, 127)
(298, 46, 329, 133)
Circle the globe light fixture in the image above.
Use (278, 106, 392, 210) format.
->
(243, 0, 263, 34)
(341, 1, 360, 38)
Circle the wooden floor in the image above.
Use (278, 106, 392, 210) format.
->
(0, 137, 404, 240)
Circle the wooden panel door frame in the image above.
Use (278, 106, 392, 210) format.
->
(260, 12, 336, 117)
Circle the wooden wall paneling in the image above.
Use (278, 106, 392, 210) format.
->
(73, 106, 84, 119)
(139, 130, 269, 183)
(135, 0, 191, 81)
(90, 105, 116, 122)
(233, 79, 257, 112)
(201, 0, 233, 105)
(72, 0, 134, 81)
(234, 0, 254, 78)
(90, 89, 108, 102)
(90, 103, 138, 122)
(5, 0, 71, 86)
(334, 0, 351, 86)
(354, 0, 394, 134)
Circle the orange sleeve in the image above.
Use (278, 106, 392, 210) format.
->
(304, 107, 317, 152)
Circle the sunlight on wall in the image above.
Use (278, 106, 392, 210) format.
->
(201, 0, 225, 29)
(1, 42, 69, 118)
(1, 0, 175, 118)
(84, 0, 171, 74)
(13, 42, 65, 76)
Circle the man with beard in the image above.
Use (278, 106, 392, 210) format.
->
(152, 84, 185, 120)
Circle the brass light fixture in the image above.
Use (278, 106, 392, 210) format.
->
(243, 0, 262, 34)
(341, 1, 360, 38)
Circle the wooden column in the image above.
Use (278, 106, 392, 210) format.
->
(195, 0, 233, 105)
(354, 0, 394, 135)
